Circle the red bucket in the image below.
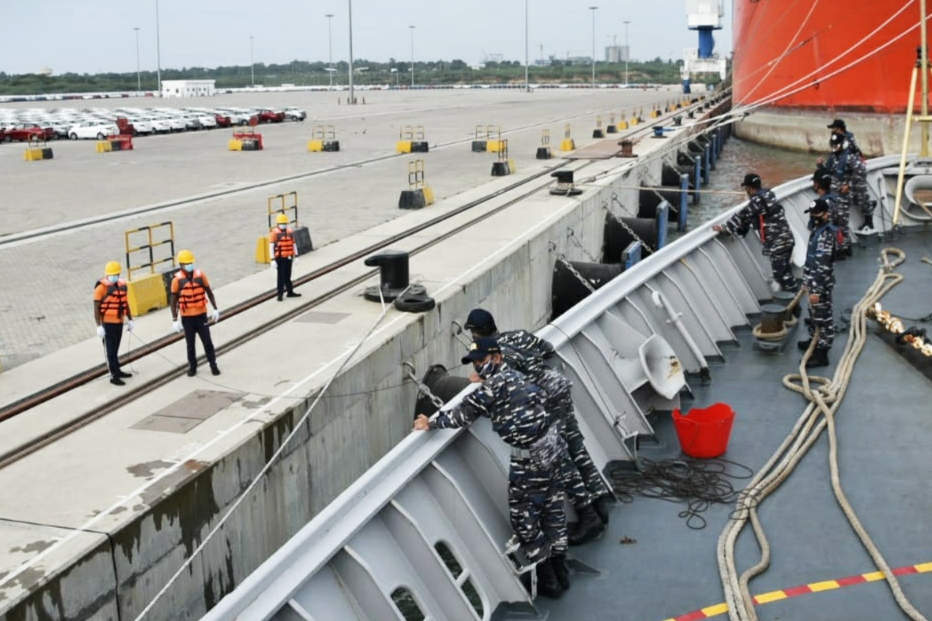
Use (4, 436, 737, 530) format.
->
(671, 403, 735, 458)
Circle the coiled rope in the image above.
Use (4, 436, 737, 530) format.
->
(717, 248, 927, 621)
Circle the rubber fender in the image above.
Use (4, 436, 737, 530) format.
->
(413, 368, 471, 419)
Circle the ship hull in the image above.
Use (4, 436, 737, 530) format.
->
(732, 0, 926, 155)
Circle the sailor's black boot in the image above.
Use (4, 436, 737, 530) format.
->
(860, 215, 875, 231)
(797, 338, 812, 352)
(805, 347, 830, 369)
(535, 559, 564, 599)
(592, 494, 611, 525)
(569, 504, 605, 546)
(550, 554, 570, 591)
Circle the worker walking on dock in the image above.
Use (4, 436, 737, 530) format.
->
(94, 261, 135, 386)
(465, 308, 610, 544)
(269, 213, 302, 302)
(170, 249, 221, 377)
(713, 173, 798, 292)
(414, 337, 569, 598)
(798, 199, 836, 368)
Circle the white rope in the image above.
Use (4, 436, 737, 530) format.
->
(131, 287, 400, 621)
(718, 248, 928, 621)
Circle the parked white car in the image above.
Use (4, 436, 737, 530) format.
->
(67, 121, 119, 140)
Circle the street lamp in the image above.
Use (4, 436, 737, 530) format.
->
(133, 27, 141, 91)
(325, 13, 334, 89)
(524, 0, 529, 92)
(409, 25, 415, 87)
(155, 0, 162, 96)
(348, 0, 355, 104)
(623, 20, 630, 87)
(589, 6, 598, 88)
(250, 36, 255, 87)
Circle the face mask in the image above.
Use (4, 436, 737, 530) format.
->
(183, 264, 195, 273)
(108, 275, 119, 283)
(474, 358, 500, 379)
(278, 224, 287, 230)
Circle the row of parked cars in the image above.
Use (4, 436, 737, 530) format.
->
(0, 105, 307, 143)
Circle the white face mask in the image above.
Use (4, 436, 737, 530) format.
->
(278, 224, 287, 230)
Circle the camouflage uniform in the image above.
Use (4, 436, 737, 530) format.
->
(721, 188, 798, 291)
(821, 149, 861, 252)
(804, 222, 837, 350)
(429, 363, 568, 563)
(496, 330, 611, 503)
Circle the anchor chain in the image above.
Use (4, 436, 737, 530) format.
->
(609, 193, 654, 254)
(549, 241, 596, 293)
(403, 363, 447, 410)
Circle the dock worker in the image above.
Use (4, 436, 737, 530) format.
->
(798, 198, 836, 369)
(170, 249, 221, 377)
(269, 213, 302, 302)
(713, 173, 798, 292)
(414, 337, 569, 598)
(94, 261, 135, 386)
(464, 308, 610, 544)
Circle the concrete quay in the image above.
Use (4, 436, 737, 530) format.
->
(0, 90, 723, 621)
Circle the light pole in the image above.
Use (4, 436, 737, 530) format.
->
(409, 25, 415, 87)
(250, 36, 255, 87)
(348, 0, 355, 104)
(524, 0, 529, 92)
(589, 6, 598, 88)
(155, 0, 162, 96)
(623, 20, 630, 87)
(133, 27, 141, 91)
(325, 13, 334, 89)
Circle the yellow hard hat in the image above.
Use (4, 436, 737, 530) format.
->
(104, 261, 121, 276)
(275, 213, 288, 224)
(177, 249, 195, 264)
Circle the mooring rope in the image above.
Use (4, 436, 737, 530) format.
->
(718, 248, 927, 621)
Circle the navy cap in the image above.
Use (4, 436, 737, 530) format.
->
(812, 171, 832, 190)
(464, 308, 496, 332)
(462, 337, 501, 364)
(741, 173, 762, 188)
(827, 119, 846, 130)
(805, 198, 831, 214)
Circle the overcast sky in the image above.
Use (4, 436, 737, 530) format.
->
(1, 0, 732, 75)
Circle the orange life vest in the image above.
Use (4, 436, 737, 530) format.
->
(95, 278, 128, 323)
(173, 269, 208, 316)
(270, 227, 296, 258)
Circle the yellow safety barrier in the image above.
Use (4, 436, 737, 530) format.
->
(399, 160, 434, 209)
(258, 191, 312, 261)
(396, 125, 428, 153)
(536, 129, 553, 160)
(471, 125, 499, 152)
(229, 139, 244, 151)
(124, 222, 176, 315)
(96, 141, 113, 153)
(308, 125, 339, 152)
(560, 123, 576, 152)
(593, 116, 605, 138)
(24, 136, 53, 161)
(491, 139, 514, 177)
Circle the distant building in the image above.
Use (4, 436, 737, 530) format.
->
(160, 79, 216, 98)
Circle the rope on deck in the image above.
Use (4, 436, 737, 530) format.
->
(717, 248, 929, 621)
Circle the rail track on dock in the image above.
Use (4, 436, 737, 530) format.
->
(0, 106, 698, 470)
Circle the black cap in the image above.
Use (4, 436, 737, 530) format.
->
(805, 198, 831, 214)
(461, 337, 501, 364)
(827, 119, 846, 130)
(464, 308, 496, 332)
(812, 171, 832, 190)
(741, 173, 762, 188)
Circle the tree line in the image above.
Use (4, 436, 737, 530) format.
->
(0, 58, 725, 95)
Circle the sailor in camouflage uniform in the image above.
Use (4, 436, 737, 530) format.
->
(797, 198, 836, 368)
(713, 173, 798, 291)
(818, 133, 865, 256)
(414, 336, 569, 598)
(464, 309, 609, 545)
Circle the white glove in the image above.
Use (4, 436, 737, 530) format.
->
(270, 260, 277, 270)
(96, 325, 105, 338)
(172, 320, 182, 333)
(210, 309, 220, 322)
(127, 320, 135, 332)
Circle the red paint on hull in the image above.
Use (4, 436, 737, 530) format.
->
(733, 0, 926, 113)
